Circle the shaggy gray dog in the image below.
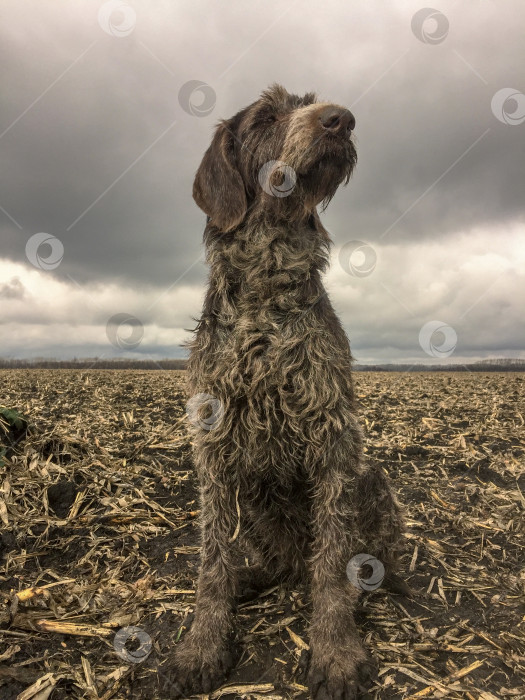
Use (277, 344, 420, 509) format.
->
(170, 84, 408, 700)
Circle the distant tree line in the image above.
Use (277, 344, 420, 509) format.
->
(354, 359, 525, 372)
(0, 358, 523, 372)
(0, 358, 187, 370)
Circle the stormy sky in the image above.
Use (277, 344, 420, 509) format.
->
(0, 0, 524, 364)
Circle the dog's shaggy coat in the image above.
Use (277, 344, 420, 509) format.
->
(170, 85, 407, 700)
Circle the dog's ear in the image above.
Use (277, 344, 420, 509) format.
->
(193, 120, 247, 232)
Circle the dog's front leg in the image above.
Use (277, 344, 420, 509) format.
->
(168, 477, 239, 697)
(308, 442, 376, 699)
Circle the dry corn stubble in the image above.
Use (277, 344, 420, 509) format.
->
(0, 369, 524, 699)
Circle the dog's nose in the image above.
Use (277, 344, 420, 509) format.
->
(319, 107, 355, 133)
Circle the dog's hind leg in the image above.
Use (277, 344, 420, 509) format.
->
(354, 463, 412, 596)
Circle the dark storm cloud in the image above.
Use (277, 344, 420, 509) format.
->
(0, 0, 524, 361)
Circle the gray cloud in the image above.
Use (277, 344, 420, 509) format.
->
(0, 276, 25, 299)
(0, 0, 524, 361)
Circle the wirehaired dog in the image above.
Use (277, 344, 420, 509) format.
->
(171, 84, 408, 699)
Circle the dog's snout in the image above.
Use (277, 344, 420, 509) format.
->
(319, 107, 355, 133)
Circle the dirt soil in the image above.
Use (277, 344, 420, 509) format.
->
(0, 369, 524, 699)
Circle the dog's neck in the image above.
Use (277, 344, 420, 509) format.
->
(202, 211, 332, 324)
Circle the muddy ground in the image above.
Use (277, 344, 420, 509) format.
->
(0, 370, 524, 699)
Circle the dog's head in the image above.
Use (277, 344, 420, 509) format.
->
(193, 84, 357, 232)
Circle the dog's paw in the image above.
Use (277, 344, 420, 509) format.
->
(308, 652, 377, 700)
(164, 637, 235, 697)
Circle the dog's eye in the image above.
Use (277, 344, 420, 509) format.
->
(256, 113, 277, 127)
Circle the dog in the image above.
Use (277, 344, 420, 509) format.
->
(170, 84, 408, 699)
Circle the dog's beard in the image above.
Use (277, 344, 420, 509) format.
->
(298, 150, 356, 208)
(243, 130, 356, 215)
